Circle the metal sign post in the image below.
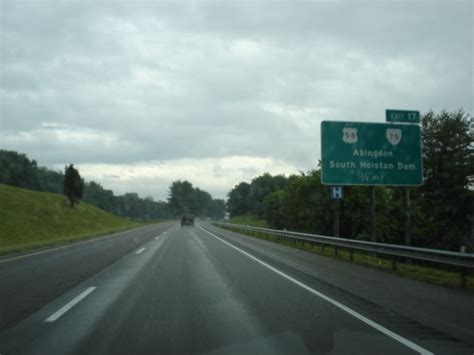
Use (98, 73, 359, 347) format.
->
(331, 187, 343, 238)
(404, 187, 412, 246)
(335, 199, 340, 238)
(369, 186, 376, 242)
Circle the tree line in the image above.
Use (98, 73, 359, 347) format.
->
(167, 180, 225, 219)
(0, 150, 224, 220)
(226, 110, 473, 251)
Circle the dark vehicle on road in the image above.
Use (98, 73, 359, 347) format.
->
(180, 214, 194, 227)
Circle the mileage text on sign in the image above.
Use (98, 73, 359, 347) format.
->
(321, 121, 423, 186)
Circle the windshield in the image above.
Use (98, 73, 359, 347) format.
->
(0, 1, 472, 354)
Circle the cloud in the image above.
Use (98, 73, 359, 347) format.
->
(67, 156, 299, 200)
(1, 0, 472, 199)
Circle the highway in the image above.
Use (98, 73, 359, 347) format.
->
(0, 222, 473, 354)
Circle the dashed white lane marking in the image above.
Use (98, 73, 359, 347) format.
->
(136, 248, 146, 254)
(155, 236, 160, 240)
(45, 287, 96, 322)
(198, 225, 433, 355)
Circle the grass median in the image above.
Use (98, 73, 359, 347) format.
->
(216, 224, 474, 289)
(229, 215, 268, 228)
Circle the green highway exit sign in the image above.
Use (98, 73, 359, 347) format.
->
(386, 109, 420, 123)
(321, 121, 423, 186)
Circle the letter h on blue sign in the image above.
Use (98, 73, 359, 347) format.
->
(331, 186, 343, 199)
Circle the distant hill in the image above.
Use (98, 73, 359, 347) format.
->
(0, 149, 173, 220)
(0, 183, 141, 255)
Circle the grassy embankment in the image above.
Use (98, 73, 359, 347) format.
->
(0, 183, 143, 256)
(223, 215, 474, 289)
(229, 214, 268, 228)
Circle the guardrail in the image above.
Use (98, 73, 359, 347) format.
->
(212, 222, 474, 287)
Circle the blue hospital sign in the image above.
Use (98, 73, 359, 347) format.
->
(331, 186, 343, 199)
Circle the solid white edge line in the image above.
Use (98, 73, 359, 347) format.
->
(198, 224, 433, 355)
(44, 287, 96, 322)
(136, 247, 146, 254)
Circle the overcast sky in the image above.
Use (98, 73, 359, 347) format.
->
(1, 0, 472, 200)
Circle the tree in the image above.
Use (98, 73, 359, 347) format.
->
(121, 193, 142, 218)
(63, 164, 84, 208)
(209, 199, 226, 220)
(0, 150, 41, 190)
(420, 110, 473, 250)
(83, 181, 115, 213)
(339, 186, 370, 239)
(280, 170, 333, 235)
(38, 167, 64, 194)
(167, 180, 221, 218)
(227, 182, 251, 217)
(248, 173, 288, 217)
(193, 188, 213, 216)
(167, 180, 196, 216)
(262, 190, 286, 229)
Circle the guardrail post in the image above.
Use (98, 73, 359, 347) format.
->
(391, 256, 397, 271)
(335, 246, 338, 257)
(350, 249, 354, 261)
(335, 198, 341, 238)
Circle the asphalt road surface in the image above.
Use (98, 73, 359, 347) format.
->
(0, 222, 473, 354)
